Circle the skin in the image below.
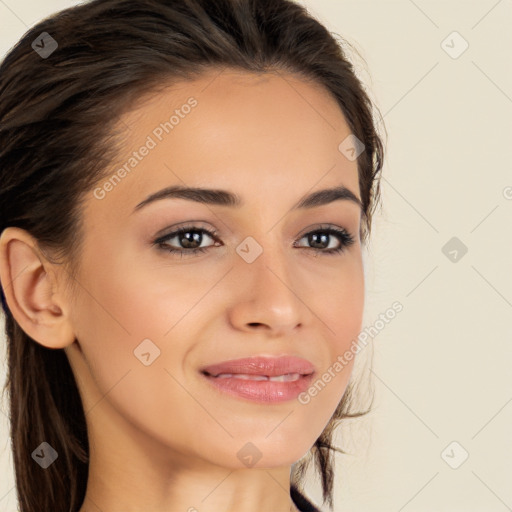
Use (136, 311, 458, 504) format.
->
(0, 69, 365, 512)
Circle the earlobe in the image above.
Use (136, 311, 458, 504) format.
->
(0, 227, 76, 349)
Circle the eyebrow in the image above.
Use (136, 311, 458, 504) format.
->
(132, 184, 363, 213)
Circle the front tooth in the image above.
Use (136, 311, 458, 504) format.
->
(233, 374, 269, 381)
(268, 373, 301, 382)
(215, 373, 269, 381)
(214, 373, 301, 381)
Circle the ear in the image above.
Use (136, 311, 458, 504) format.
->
(0, 227, 75, 349)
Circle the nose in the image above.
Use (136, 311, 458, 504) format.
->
(227, 240, 313, 337)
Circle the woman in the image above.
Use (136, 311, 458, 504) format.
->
(0, 0, 385, 511)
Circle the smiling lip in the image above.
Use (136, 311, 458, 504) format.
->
(200, 355, 316, 403)
(200, 355, 315, 378)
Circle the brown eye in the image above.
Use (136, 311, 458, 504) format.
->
(294, 227, 355, 255)
(154, 226, 220, 257)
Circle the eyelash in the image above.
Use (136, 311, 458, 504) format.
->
(153, 224, 355, 258)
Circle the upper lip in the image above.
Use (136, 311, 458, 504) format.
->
(201, 355, 316, 377)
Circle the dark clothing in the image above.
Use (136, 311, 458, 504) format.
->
(290, 485, 322, 512)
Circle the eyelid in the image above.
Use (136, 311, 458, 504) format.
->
(153, 223, 220, 246)
(152, 220, 216, 239)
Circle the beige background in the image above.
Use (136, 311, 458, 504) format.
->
(1, 1, 511, 510)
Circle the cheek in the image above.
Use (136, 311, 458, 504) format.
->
(301, 257, 364, 413)
(68, 247, 216, 419)
(74, 247, 198, 345)
(68, 264, 197, 448)
(318, 255, 365, 350)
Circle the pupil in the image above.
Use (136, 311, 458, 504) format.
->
(181, 231, 201, 248)
(310, 233, 328, 249)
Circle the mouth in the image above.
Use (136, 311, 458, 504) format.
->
(199, 355, 316, 403)
(202, 372, 308, 382)
(200, 355, 316, 378)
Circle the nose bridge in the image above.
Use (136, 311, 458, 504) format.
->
(239, 225, 291, 287)
(231, 227, 306, 330)
(253, 239, 292, 293)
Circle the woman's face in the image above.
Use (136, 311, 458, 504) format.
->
(64, 69, 365, 469)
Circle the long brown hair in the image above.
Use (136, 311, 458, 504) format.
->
(0, 0, 385, 510)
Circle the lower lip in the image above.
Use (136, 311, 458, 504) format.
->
(200, 372, 315, 403)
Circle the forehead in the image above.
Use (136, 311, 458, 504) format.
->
(89, 69, 360, 217)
